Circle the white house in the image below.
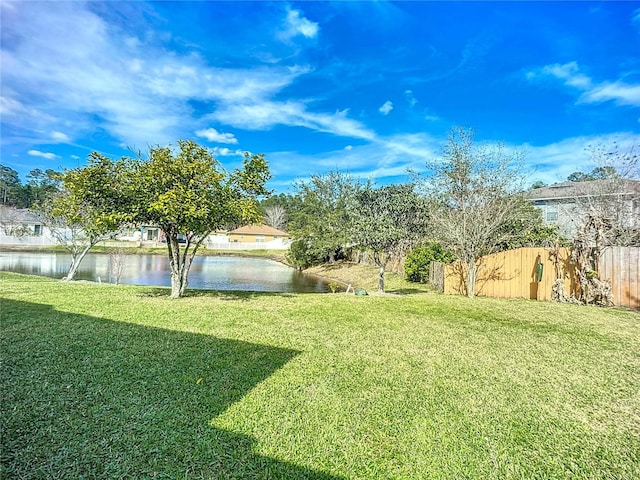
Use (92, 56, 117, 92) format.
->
(0, 207, 57, 246)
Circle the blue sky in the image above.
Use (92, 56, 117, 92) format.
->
(2, 1, 639, 192)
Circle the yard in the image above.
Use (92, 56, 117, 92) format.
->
(1, 272, 639, 479)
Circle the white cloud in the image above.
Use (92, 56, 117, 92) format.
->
(211, 100, 376, 140)
(279, 8, 319, 41)
(344, 145, 353, 151)
(580, 82, 640, 107)
(212, 147, 244, 157)
(530, 61, 640, 107)
(71, 155, 80, 160)
(0, 2, 311, 149)
(379, 100, 393, 115)
(28, 149, 58, 160)
(51, 131, 70, 142)
(195, 127, 238, 144)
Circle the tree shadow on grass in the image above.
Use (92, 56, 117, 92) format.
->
(1, 299, 344, 479)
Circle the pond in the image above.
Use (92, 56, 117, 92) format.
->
(0, 251, 330, 293)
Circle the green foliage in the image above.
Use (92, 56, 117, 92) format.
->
(350, 183, 430, 291)
(29, 154, 132, 280)
(288, 171, 364, 266)
(131, 141, 271, 297)
(1, 165, 22, 206)
(0, 165, 62, 208)
(404, 243, 456, 283)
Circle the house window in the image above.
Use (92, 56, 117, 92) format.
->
(255, 235, 265, 243)
(546, 208, 558, 222)
(33, 224, 42, 236)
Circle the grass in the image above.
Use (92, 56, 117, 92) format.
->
(1, 272, 639, 479)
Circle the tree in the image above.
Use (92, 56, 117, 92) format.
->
(404, 242, 456, 284)
(494, 198, 564, 250)
(0, 165, 23, 207)
(131, 140, 270, 298)
(421, 127, 533, 297)
(264, 205, 287, 230)
(287, 171, 365, 268)
(25, 168, 62, 206)
(33, 154, 132, 281)
(350, 183, 429, 293)
(567, 165, 620, 182)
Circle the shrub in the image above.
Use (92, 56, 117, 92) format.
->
(405, 243, 455, 283)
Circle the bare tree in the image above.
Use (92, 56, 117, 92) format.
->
(569, 141, 640, 247)
(421, 127, 533, 297)
(109, 248, 127, 285)
(556, 141, 639, 306)
(264, 205, 287, 230)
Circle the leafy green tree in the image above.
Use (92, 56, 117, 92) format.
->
(34, 154, 132, 281)
(1, 165, 23, 207)
(350, 183, 430, 292)
(421, 127, 533, 297)
(131, 140, 270, 298)
(25, 168, 62, 206)
(287, 171, 365, 268)
(404, 242, 456, 284)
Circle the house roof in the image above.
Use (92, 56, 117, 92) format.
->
(0, 207, 43, 223)
(526, 179, 640, 201)
(229, 224, 289, 236)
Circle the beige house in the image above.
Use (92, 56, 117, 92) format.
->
(228, 224, 289, 244)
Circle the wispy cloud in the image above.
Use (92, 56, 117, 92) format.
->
(520, 132, 640, 184)
(211, 100, 376, 140)
(51, 131, 70, 143)
(0, 2, 313, 149)
(379, 100, 393, 115)
(528, 61, 640, 107)
(404, 90, 417, 107)
(28, 150, 59, 160)
(195, 128, 238, 144)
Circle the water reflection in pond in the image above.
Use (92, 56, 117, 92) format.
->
(0, 252, 329, 293)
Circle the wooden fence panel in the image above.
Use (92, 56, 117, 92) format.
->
(443, 247, 638, 308)
(600, 247, 640, 308)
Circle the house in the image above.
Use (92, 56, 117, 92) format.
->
(0, 207, 56, 245)
(227, 224, 290, 245)
(526, 179, 640, 238)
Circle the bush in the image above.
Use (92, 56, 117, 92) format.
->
(405, 243, 455, 283)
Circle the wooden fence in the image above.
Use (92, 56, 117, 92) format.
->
(438, 247, 640, 309)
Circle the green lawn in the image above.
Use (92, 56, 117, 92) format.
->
(1, 272, 639, 479)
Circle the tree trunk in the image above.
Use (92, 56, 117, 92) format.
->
(62, 243, 93, 281)
(166, 233, 201, 298)
(374, 252, 388, 293)
(378, 263, 386, 293)
(465, 259, 477, 298)
(167, 235, 184, 298)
